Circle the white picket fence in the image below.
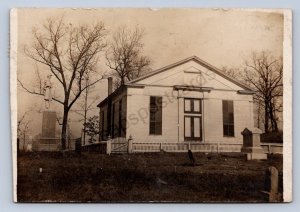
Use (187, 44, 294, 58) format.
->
(105, 139, 283, 155)
(131, 142, 242, 153)
(106, 140, 243, 154)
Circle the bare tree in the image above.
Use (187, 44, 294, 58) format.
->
(17, 110, 32, 151)
(242, 52, 283, 133)
(71, 76, 100, 145)
(19, 17, 107, 149)
(106, 26, 151, 88)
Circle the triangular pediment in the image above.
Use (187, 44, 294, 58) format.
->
(128, 56, 251, 91)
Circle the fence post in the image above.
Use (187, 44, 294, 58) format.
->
(217, 142, 220, 153)
(75, 138, 82, 155)
(128, 135, 133, 154)
(188, 142, 191, 151)
(107, 136, 112, 155)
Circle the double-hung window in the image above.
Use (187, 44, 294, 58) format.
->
(222, 100, 235, 137)
(149, 96, 162, 135)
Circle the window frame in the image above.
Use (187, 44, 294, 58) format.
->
(184, 98, 202, 114)
(222, 100, 235, 137)
(184, 115, 202, 141)
(149, 96, 163, 135)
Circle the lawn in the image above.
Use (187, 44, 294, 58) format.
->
(17, 151, 283, 202)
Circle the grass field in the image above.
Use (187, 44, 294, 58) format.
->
(17, 151, 283, 202)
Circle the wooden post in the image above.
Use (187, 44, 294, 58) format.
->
(188, 142, 191, 151)
(75, 138, 82, 155)
(107, 136, 112, 155)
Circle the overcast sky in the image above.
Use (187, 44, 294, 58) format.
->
(16, 8, 284, 137)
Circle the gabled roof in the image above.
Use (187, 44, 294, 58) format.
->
(128, 56, 253, 91)
(98, 56, 254, 108)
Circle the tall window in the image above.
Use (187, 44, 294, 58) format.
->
(150, 96, 162, 135)
(223, 100, 234, 137)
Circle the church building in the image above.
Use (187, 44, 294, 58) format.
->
(97, 56, 255, 146)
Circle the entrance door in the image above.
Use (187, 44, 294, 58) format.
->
(184, 116, 202, 141)
(184, 98, 203, 141)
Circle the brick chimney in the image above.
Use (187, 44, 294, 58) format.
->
(107, 77, 113, 96)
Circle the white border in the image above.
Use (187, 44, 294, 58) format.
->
(10, 8, 18, 202)
(283, 9, 293, 202)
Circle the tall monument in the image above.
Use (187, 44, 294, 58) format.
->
(42, 74, 56, 138)
(33, 74, 58, 151)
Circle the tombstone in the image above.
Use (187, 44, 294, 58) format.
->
(241, 128, 267, 160)
(263, 166, 280, 202)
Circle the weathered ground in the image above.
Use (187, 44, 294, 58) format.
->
(17, 152, 283, 202)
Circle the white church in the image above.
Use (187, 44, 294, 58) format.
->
(97, 56, 255, 152)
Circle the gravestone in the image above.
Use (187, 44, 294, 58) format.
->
(241, 128, 267, 160)
(263, 166, 280, 202)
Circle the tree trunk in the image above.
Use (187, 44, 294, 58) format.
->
(264, 100, 269, 133)
(257, 101, 261, 128)
(83, 87, 88, 145)
(269, 103, 275, 131)
(268, 101, 279, 132)
(61, 107, 69, 150)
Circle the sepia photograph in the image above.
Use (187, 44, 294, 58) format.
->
(10, 8, 292, 203)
